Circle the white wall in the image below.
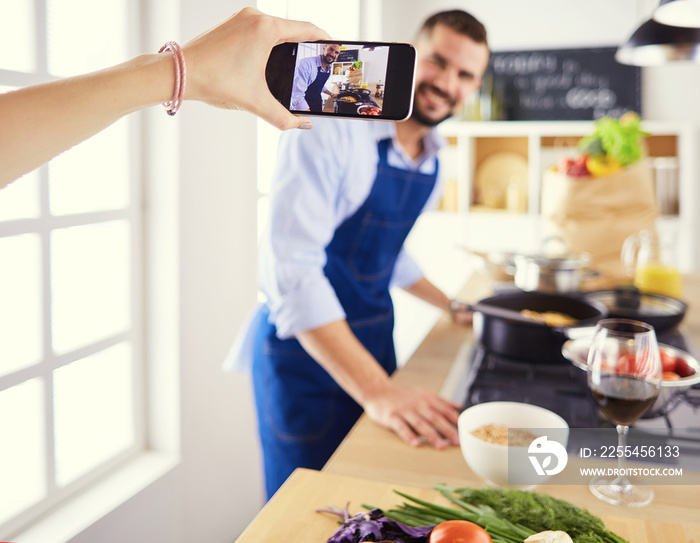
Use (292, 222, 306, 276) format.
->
(176, 0, 264, 540)
(382, 0, 640, 47)
(380, 0, 700, 125)
(359, 46, 390, 83)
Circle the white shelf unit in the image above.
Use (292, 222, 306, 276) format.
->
(435, 120, 699, 271)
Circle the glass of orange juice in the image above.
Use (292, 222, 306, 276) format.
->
(623, 229, 682, 299)
(634, 262, 682, 299)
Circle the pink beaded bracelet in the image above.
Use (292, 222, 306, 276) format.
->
(158, 41, 186, 116)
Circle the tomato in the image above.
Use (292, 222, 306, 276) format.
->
(663, 371, 681, 380)
(660, 349, 677, 373)
(674, 359, 695, 378)
(429, 520, 492, 543)
(616, 353, 637, 376)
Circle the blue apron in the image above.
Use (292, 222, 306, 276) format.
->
(304, 63, 330, 112)
(252, 139, 438, 498)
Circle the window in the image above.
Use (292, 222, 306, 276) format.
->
(0, 0, 143, 537)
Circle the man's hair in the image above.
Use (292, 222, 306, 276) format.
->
(417, 10, 488, 48)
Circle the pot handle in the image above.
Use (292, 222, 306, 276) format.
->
(582, 268, 600, 279)
(621, 231, 643, 277)
(502, 252, 516, 276)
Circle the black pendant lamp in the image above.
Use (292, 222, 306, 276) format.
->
(615, 17, 700, 65)
(654, 0, 700, 28)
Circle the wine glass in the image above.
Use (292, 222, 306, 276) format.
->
(587, 318, 662, 507)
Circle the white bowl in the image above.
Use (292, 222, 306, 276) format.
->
(458, 401, 570, 488)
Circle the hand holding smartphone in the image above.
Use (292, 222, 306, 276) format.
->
(266, 40, 416, 121)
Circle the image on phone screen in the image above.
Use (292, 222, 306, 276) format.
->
(266, 41, 416, 121)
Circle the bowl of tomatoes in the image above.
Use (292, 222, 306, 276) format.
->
(357, 104, 382, 116)
(562, 338, 700, 418)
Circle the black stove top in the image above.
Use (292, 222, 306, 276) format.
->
(463, 347, 600, 428)
(462, 327, 700, 430)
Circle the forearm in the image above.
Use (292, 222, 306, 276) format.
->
(296, 319, 391, 406)
(402, 276, 451, 311)
(0, 53, 172, 188)
(297, 317, 461, 449)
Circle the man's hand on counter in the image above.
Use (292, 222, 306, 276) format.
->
(296, 319, 461, 450)
(362, 381, 461, 449)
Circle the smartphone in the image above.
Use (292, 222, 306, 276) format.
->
(266, 40, 416, 121)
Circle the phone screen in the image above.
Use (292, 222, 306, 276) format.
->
(266, 41, 416, 121)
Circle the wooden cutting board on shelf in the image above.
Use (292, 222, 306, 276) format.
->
(234, 468, 697, 543)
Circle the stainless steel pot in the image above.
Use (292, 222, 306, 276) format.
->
(506, 237, 598, 293)
(510, 252, 596, 293)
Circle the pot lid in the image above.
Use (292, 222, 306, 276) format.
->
(512, 236, 591, 270)
(584, 287, 687, 331)
(514, 252, 591, 269)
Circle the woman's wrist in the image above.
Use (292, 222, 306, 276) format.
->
(109, 53, 177, 114)
(157, 42, 186, 115)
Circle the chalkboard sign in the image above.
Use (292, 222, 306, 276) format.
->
(488, 47, 640, 121)
(337, 48, 359, 63)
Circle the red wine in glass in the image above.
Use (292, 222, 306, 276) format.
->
(586, 318, 662, 507)
(591, 375, 659, 426)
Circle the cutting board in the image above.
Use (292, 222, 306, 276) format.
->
(234, 468, 698, 542)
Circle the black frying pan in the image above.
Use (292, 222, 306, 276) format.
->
(583, 288, 686, 332)
(469, 291, 607, 363)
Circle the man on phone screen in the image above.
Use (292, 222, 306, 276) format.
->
(290, 43, 340, 111)
(226, 10, 490, 499)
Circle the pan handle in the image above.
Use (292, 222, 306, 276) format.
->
(450, 300, 549, 326)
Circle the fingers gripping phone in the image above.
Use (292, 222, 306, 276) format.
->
(266, 40, 416, 121)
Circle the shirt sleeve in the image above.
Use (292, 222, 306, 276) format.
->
(390, 247, 424, 289)
(290, 57, 313, 111)
(259, 122, 352, 339)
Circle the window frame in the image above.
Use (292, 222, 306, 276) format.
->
(0, 0, 149, 537)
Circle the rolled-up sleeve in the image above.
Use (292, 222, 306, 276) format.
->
(259, 123, 352, 339)
(390, 247, 424, 289)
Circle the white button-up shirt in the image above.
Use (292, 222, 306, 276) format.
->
(290, 55, 333, 111)
(223, 118, 445, 371)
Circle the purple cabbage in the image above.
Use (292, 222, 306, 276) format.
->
(317, 504, 434, 543)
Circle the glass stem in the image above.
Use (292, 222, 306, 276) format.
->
(615, 424, 631, 489)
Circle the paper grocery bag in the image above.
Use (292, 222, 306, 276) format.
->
(541, 160, 658, 287)
(346, 68, 363, 85)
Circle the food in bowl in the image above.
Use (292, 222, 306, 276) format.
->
(562, 338, 699, 384)
(561, 338, 700, 418)
(659, 348, 695, 380)
(471, 424, 540, 446)
(358, 105, 381, 116)
(458, 402, 569, 488)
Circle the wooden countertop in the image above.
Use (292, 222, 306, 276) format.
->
(235, 468, 698, 542)
(236, 273, 700, 542)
